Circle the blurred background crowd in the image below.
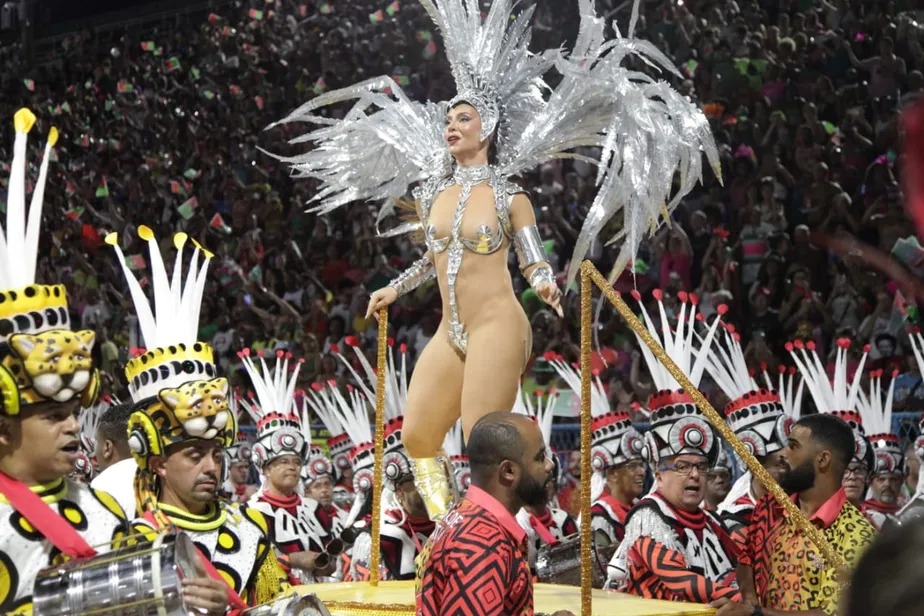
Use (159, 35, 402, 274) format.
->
(3, 0, 924, 446)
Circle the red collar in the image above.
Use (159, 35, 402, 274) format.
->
(861, 499, 901, 515)
(260, 491, 301, 509)
(790, 487, 847, 529)
(465, 486, 527, 544)
(652, 491, 707, 530)
(599, 493, 633, 517)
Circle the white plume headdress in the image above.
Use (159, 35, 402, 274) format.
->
(701, 326, 791, 458)
(107, 227, 218, 402)
(237, 349, 307, 468)
(857, 368, 902, 475)
(548, 355, 645, 501)
(786, 338, 872, 466)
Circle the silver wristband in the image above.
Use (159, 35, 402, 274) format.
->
(387, 256, 435, 298)
(528, 265, 555, 290)
(514, 224, 549, 270)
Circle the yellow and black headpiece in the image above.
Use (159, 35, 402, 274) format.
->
(0, 109, 100, 416)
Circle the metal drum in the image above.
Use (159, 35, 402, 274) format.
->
(535, 535, 617, 589)
(243, 594, 333, 616)
(33, 531, 199, 616)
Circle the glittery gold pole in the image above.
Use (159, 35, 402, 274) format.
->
(579, 261, 847, 573)
(579, 269, 593, 615)
(370, 308, 389, 586)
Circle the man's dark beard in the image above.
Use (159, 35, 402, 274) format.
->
(517, 472, 550, 508)
(779, 458, 815, 494)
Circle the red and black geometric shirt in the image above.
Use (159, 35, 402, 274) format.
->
(416, 486, 533, 616)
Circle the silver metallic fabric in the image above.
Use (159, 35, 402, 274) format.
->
(514, 224, 549, 270)
(528, 265, 555, 290)
(274, 0, 719, 290)
(387, 256, 435, 298)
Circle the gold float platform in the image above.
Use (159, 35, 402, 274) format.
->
(295, 581, 715, 616)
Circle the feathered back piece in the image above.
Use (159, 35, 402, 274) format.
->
(273, 0, 719, 286)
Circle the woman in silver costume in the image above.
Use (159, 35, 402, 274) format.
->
(273, 0, 720, 520)
(365, 97, 563, 520)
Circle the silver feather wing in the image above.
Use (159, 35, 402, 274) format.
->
(502, 0, 721, 287)
(270, 76, 449, 216)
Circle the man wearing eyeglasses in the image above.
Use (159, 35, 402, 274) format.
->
(717, 414, 876, 616)
(606, 395, 741, 604)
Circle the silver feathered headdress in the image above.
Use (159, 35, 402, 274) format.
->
(273, 0, 719, 286)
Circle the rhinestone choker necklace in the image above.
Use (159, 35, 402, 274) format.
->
(453, 164, 492, 185)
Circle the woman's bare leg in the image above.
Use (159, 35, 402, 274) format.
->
(402, 333, 464, 457)
(459, 319, 531, 441)
(401, 332, 465, 520)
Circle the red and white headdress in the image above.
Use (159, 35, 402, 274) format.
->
(307, 380, 352, 481)
(631, 289, 724, 466)
(304, 384, 372, 493)
(787, 338, 872, 467)
(237, 349, 310, 468)
(702, 326, 792, 458)
(548, 356, 646, 472)
(857, 369, 903, 476)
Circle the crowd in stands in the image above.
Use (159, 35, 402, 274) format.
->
(3, 0, 924, 439)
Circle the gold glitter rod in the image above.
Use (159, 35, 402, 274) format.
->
(579, 261, 847, 573)
(579, 268, 593, 614)
(370, 308, 389, 585)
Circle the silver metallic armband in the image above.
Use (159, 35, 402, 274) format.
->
(514, 224, 550, 270)
(528, 265, 555, 290)
(387, 256, 435, 298)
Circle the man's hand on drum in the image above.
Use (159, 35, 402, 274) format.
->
(182, 577, 229, 615)
(365, 286, 398, 319)
(536, 281, 563, 317)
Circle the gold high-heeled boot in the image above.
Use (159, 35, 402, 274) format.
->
(411, 452, 457, 521)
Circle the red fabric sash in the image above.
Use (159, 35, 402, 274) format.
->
(0, 471, 97, 558)
(142, 510, 249, 611)
(529, 512, 560, 546)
